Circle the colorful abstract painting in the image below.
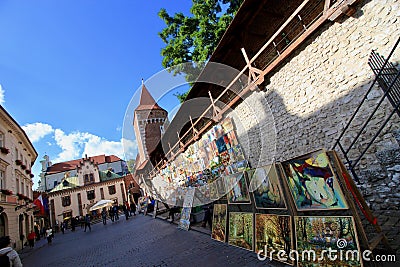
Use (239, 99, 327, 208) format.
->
(281, 150, 348, 211)
(225, 172, 251, 204)
(295, 216, 362, 267)
(211, 204, 227, 242)
(255, 214, 293, 265)
(249, 164, 286, 209)
(228, 212, 253, 251)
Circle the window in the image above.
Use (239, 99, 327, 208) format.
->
(21, 181, 24, 195)
(26, 185, 29, 198)
(53, 181, 58, 188)
(89, 173, 94, 182)
(15, 148, 18, 160)
(87, 190, 95, 200)
(16, 178, 19, 193)
(100, 188, 104, 199)
(62, 196, 71, 207)
(108, 185, 116, 195)
(84, 173, 94, 184)
(0, 171, 4, 189)
(0, 132, 4, 147)
(84, 174, 89, 183)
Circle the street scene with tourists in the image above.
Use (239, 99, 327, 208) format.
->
(0, 0, 399, 266)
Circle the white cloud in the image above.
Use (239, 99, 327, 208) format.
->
(0, 84, 5, 105)
(22, 122, 54, 143)
(53, 129, 137, 163)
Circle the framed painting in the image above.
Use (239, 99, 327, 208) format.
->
(178, 207, 191, 231)
(225, 172, 251, 204)
(280, 150, 348, 211)
(228, 212, 253, 251)
(255, 214, 293, 265)
(295, 216, 362, 267)
(211, 204, 227, 243)
(249, 164, 287, 210)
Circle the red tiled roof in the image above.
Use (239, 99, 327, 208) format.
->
(46, 154, 122, 175)
(135, 83, 165, 111)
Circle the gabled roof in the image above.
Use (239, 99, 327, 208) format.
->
(46, 154, 122, 175)
(99, 170, 122, 182)
(135, 83, 165, 111)
(50, 176, 79, 192)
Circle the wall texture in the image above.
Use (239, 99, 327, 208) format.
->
(229, 0, 400, 252)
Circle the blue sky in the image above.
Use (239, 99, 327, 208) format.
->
(0, 1, 192, 188)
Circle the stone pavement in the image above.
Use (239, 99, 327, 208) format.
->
(19, 214, 282, 267)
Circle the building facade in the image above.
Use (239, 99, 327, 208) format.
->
(47, 155, 128, 226)
(38, 154, 128, 192)
(0, 105, 38, 250)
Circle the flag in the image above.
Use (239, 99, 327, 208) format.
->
(33, 194, 45, 215)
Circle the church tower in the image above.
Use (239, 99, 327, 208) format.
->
(133, 81, 168, 166)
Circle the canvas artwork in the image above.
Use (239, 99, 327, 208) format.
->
(221, 117, 234, 133)
(228, 212, 253, 251)
(295, 216, 362, 267)
(178, 188, 195, 231)
(280, 150, 348, 211)
(250, 165, 286, 209)
(226, 172, 251, 204)
(255, 214, 293, 265)
(211, 204, 227, 242)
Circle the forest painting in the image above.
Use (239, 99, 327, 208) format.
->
(295, 216, 362, 267)
(281, 150, 348, 211)
(211, 204, 227, 242)
(255, 214, 293, 265)
(250, 164, 286, 209)
(228, 212, 253, 251)
(226, 172, 251, 204)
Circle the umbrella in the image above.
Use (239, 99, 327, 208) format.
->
(89, 199, 114, 211)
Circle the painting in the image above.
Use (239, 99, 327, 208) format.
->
(178, 188, 195, 231)
(280, 150, 348, 211)
(295, 216, 362, 267)
(255, 214, 293, 265)
(225, 172, 251, 204)
(249, 164, 286, 209)
(228, 212, 253, 251)
(211, 204, 227, 242)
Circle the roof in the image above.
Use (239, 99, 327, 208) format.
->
(99, 170, 122, 182)
(50, 176, 79, 192)
(135, 83, 166, 111)
(46, 154, 122, 175)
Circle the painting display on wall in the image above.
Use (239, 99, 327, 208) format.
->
(280, 150, 348, 211)
(228, 212, 253, 251)
(255, 214, 293, 265)
(295, 216, 362, 267)
(225, 172, 251, 204)
(211, 204, 227, 242)
(249, 164, 286, 209)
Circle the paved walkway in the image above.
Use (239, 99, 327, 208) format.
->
(19, 214, 280, 267)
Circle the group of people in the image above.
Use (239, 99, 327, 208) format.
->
(102, 202, 137, 225)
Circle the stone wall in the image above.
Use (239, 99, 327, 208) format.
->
(228, 0, 400, 253)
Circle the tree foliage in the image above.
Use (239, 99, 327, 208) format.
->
(158, 0, 243, 102)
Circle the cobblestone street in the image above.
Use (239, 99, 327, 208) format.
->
(19, 215, 277, 267)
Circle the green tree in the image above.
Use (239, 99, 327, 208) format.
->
(127, 159, 136, 173)
(158, 0, 243, 102)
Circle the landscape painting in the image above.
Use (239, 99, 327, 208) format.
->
(280, 150, 348, 211)
(295, 216, 362, 267)
(226, 172, 251, 204)
(250, 164, 286, 209)
(255, 214, 293, 265)
(211, 204, 227, 242)
(228, 212, 253, 251)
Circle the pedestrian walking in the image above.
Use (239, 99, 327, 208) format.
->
(125, 201, 130, 217)
(84, 214, 91, 232)
(0, 236, 23, 267)
(123, 205, 129, 220)
(109, 207, 114, 222)
(130, 202, 136, 216)
(46, 228, 53, 245)
(27, 230, 36, 248)
(113, 205, 119, 221)
(60, 222, 65, 234)
(71, 217, 76, 232)
(101, 208, 107, 225)
(34, 224, 40, 241)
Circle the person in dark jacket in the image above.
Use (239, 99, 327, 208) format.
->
(84, 214, 91, 232)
